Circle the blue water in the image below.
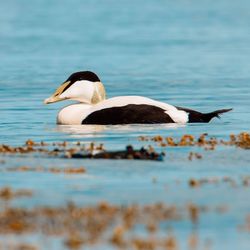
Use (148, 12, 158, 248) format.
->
(0, 0, 250, 249)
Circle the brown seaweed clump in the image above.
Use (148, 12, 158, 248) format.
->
(0, 243, 38, 250)
(188, 152, 202, 161)
(5, 166, 86, 174)
(0, 201, 217, 249)
(0, 187, 32, 200)
(235, 132, 250, 149)
(186, 175, 250, 190)
(139, 132, 250, 150)
(0, 132, 249, 162)
(239, 214, 250, 232)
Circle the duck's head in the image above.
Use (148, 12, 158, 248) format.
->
(44, 71, 106, 104)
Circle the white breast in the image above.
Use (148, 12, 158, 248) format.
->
(57, 104, 91, 125)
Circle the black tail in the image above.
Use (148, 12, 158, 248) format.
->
(202, 108, 233, 123)
(176, 106, 233, 123)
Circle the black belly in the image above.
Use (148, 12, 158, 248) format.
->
(82, 104, 175, 125)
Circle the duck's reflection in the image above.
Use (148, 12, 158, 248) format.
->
(55, 125, 106, 136)
(55, 123, 185, 138)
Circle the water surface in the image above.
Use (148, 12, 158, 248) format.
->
(0, 0, 250, 249)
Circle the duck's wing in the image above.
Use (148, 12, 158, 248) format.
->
(82, 104, 175, 125)
(81, 96, 188, 125)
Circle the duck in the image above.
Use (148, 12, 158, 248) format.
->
(44, 71, 232, 125)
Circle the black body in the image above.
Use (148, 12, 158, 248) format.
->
(82, 104, 175, 124)
(81, 104, 232, 125)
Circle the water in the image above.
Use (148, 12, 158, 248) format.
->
(0, 0, 250, 249)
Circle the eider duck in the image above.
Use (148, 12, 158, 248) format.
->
(44, 71, 232, 125)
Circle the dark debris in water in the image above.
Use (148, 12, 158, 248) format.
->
(70, 145, 164, 161)
(0, 141, 164, 161)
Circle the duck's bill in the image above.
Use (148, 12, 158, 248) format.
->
(44, 81, 70, 104)
(44, 95, 66, 104)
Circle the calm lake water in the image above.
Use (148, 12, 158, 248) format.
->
(0, 0, 250, 249)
